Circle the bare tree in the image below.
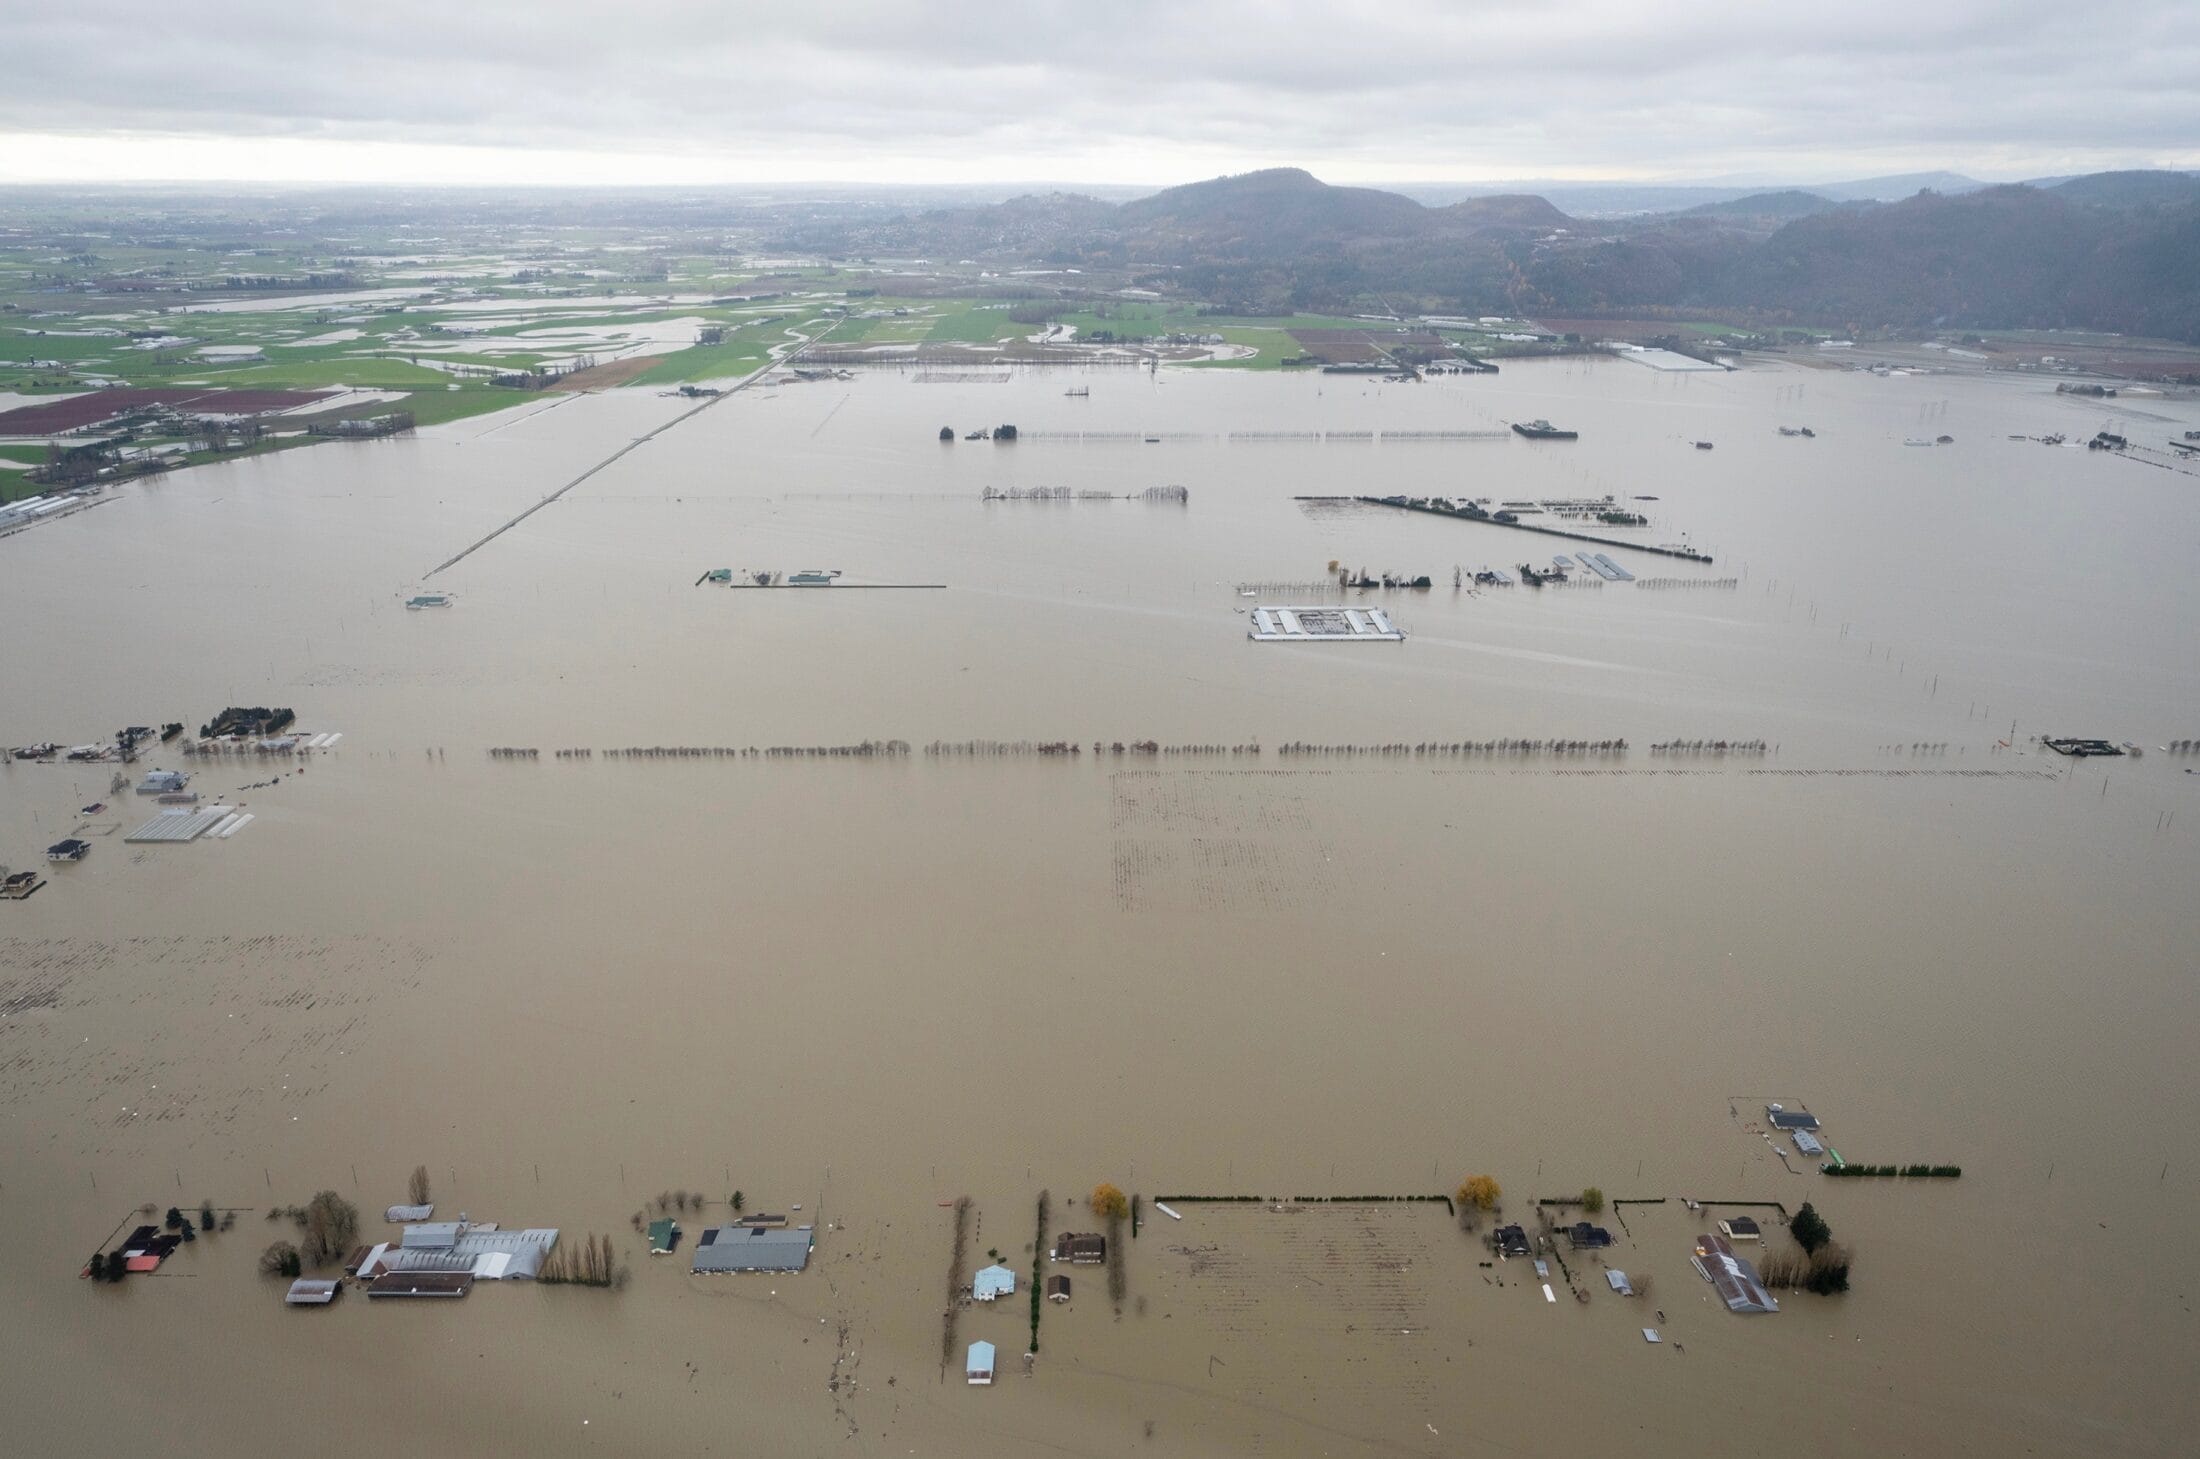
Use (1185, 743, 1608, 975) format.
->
(299, 1190, 359, 1268)
(408, 1164, 431, 1206)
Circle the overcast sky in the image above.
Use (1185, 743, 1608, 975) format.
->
(3, 0, 2195, 187)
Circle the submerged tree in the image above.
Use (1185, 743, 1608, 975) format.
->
(259, 1241, 303, 1279)
(1580, 1187, 1605, 1214)
(1791, 1202, 1831, 1255)
(299, 1190, 359, 1268)
(1457, 1175, 1502, 1212)
(408, 1164, 432, 1206)
(1090, 1183, 1129, 1221)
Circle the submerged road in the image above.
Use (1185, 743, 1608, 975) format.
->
(422, 320, 839, 580)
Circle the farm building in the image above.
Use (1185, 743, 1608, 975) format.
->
(1052, 1232, 1106, 1264)
(367, 1271, 473, 1299)
(1046, 1274, 1072, 1302)
(1693, 1232, 1779, 1314)
(691, 1224, 812, 1274)
(364, 1224, 561, 1280)
(1765, 1103, 1820, 1130)
(972, 1263, 1017, 1301)
(285, 1279, 341, 1305)
(967, 1340, 996, 1385)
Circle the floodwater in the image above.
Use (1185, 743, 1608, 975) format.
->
(2, 358, 2197, 1458)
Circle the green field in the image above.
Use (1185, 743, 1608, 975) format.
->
(630, 337, 776, 385)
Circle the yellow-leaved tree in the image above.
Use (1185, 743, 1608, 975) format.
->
(1090, 1183, 1129, 1220)
(1456, 1175, 1501, 1212)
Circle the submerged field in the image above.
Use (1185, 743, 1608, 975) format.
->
(3, 329, 2199, 1457)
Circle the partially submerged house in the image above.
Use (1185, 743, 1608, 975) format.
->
(1693, 1232, 1778, 1314)
(1765, 1103, 1819, 1130)
(1052, 1232, 1107, 1264)
(1494, 1224, 1532, 1258)
(972, 1263, 1017, 1301)
(1792, 1130, 1825, 1158)
(691, 1224, 812, 1274)
(966, 1340, 996, 1385)
(648, 1219, 681, 1254)
(46, 839, 90, 862)
(1567, 1222, 1614, 1249)
(135, 769, 188, 795)
(1046, 1274, 1071, 1303)
(1605, 1270, 1634, 1296)
(1717, 1216, 1763, 1242)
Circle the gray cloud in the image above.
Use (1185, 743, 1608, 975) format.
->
(4, 0, 2196, 182)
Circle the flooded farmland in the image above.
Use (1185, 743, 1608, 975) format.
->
(3, 357, 2198, 1458)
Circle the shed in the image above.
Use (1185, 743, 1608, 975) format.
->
(692, 1224, 812, 1274)
(1046, 1274, 1071, 1302)
(972, 1263, 1017, 1301)
(286, 1278, 341, 1305)
(966, 1340, 996, 1385)
(1606, 1270, 1634, 1296)
(648, 1219, 681, 1254)
(384, 1204, 434, 1223)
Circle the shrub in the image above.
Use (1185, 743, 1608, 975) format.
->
(1581, 1186, 1604, 1214)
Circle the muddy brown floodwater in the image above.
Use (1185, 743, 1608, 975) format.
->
(2, 359, 2197, 1457)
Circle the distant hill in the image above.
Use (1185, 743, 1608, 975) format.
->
(1679, 190, 1840, 221)
(762, 167, 2200, 343)
(1806, 171, 1988, 201)
(2045, 170, 2200, 209)
(1116, 168, 1439, 252)
(1707, 184, 2200, 339)
(1436, 194, 1574, 230)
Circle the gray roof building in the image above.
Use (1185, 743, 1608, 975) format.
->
(1765, 1104, 1820, 1130)
(285, 1278, 341, 1305)
(692, 1224, 813, 1273)
(1693, 1232, 1779, 1314)
(401, 1221, 465, 1249)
